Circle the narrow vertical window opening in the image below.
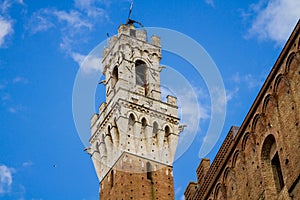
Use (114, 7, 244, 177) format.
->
(142, 118, 147, 129)
(153, 122, 158, 136)
(110, 170, 114, 188)
(135, 60, 148, 94)
(165, 126, 170, 137)
(112, 66, 118, 88)
(271, 152, 284, 192)
(146, 162, 152, 181)
(129, 114, 135, 126)
(261, 135, 285, 196)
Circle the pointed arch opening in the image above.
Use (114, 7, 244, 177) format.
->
(112, 66, 118, 88)
(129, 114, 135, 126)
(165, 125, 170, 138)
(261, 135, 284, 194)
(135, 60, 148, 94)
(128, 113, 135, 133)
(141, 117, 147, 128)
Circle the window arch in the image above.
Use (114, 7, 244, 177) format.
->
(165, 125, 170, 137)
(129, 114, 135, 126)
(135, 60, 147, 87)
(112, 66, 118, 87)
(261, 135, 284, 194)
(128, 113, 135, 133)
(141, 118, 147, 128)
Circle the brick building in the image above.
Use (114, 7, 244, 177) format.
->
(185, 20, 300, 200)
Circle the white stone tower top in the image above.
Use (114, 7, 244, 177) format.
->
(87, 24, 182, 182)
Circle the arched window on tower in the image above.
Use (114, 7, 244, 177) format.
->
(261, 135, 284, 194)
(128, 114, 135, 131)
(135, 60, 148, 94)
(112, 66, 118, 88)
(141, 118, 147, 130)
(165, 126, 170, 137)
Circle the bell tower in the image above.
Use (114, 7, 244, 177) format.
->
(87, 24, 182, 200)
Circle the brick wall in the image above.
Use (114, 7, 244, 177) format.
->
(185, 20, 300, 200)
(100, 153, 174, 200)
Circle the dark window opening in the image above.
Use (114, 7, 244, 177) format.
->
(130, 29, 136, 37)
(110, 170, 114, 188)
(165, 126, 170, 137)
(141, 118, 147, 129)
(129, 114, 135, 126)
(135, 60, 148, 94)
(271, 152, 284, 192)
(112, 66, 118, 87)
(108, 125, 111, 136)
(146, 162, 152, 181)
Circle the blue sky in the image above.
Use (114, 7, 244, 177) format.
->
(0, 0, 299, 199)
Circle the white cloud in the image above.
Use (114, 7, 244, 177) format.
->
(0, 0, 26, 46)
(13, 76, 28, 84)
(204, 0, 215, 8)
(74, 0, 108, 18)
(232, 72, 266, 89)
(247, 0, 300, 45)
(7, 104, 26, 114)
(53, 10, 93, 30)
(71, 52, 86, 66)
(244, 74, 264, 89)
(27, 3, 110, 68)
(72, 52, 102, 73)
(28, 8, 92, 35)
(8, 107, 17, 113)
(27, 0, 110, 56)
(22, 161, 33, 167)
(0, 16, 13, 47)
(0, 0, 11, 13)
(1, 0, 25, 13)
(28, 9, 55, 34)
(225, 87, 239, 103)
(16, 0, 24, 5)
(0, 164, 14, 194)
(0, 77, 28, 113)
(175, 186, 182, 196)
(211, 86, 230, 113)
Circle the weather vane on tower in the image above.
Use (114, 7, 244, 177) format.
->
(126, 1, 144, 27)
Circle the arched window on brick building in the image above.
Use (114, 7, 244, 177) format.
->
(261, 135, 284, 195)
